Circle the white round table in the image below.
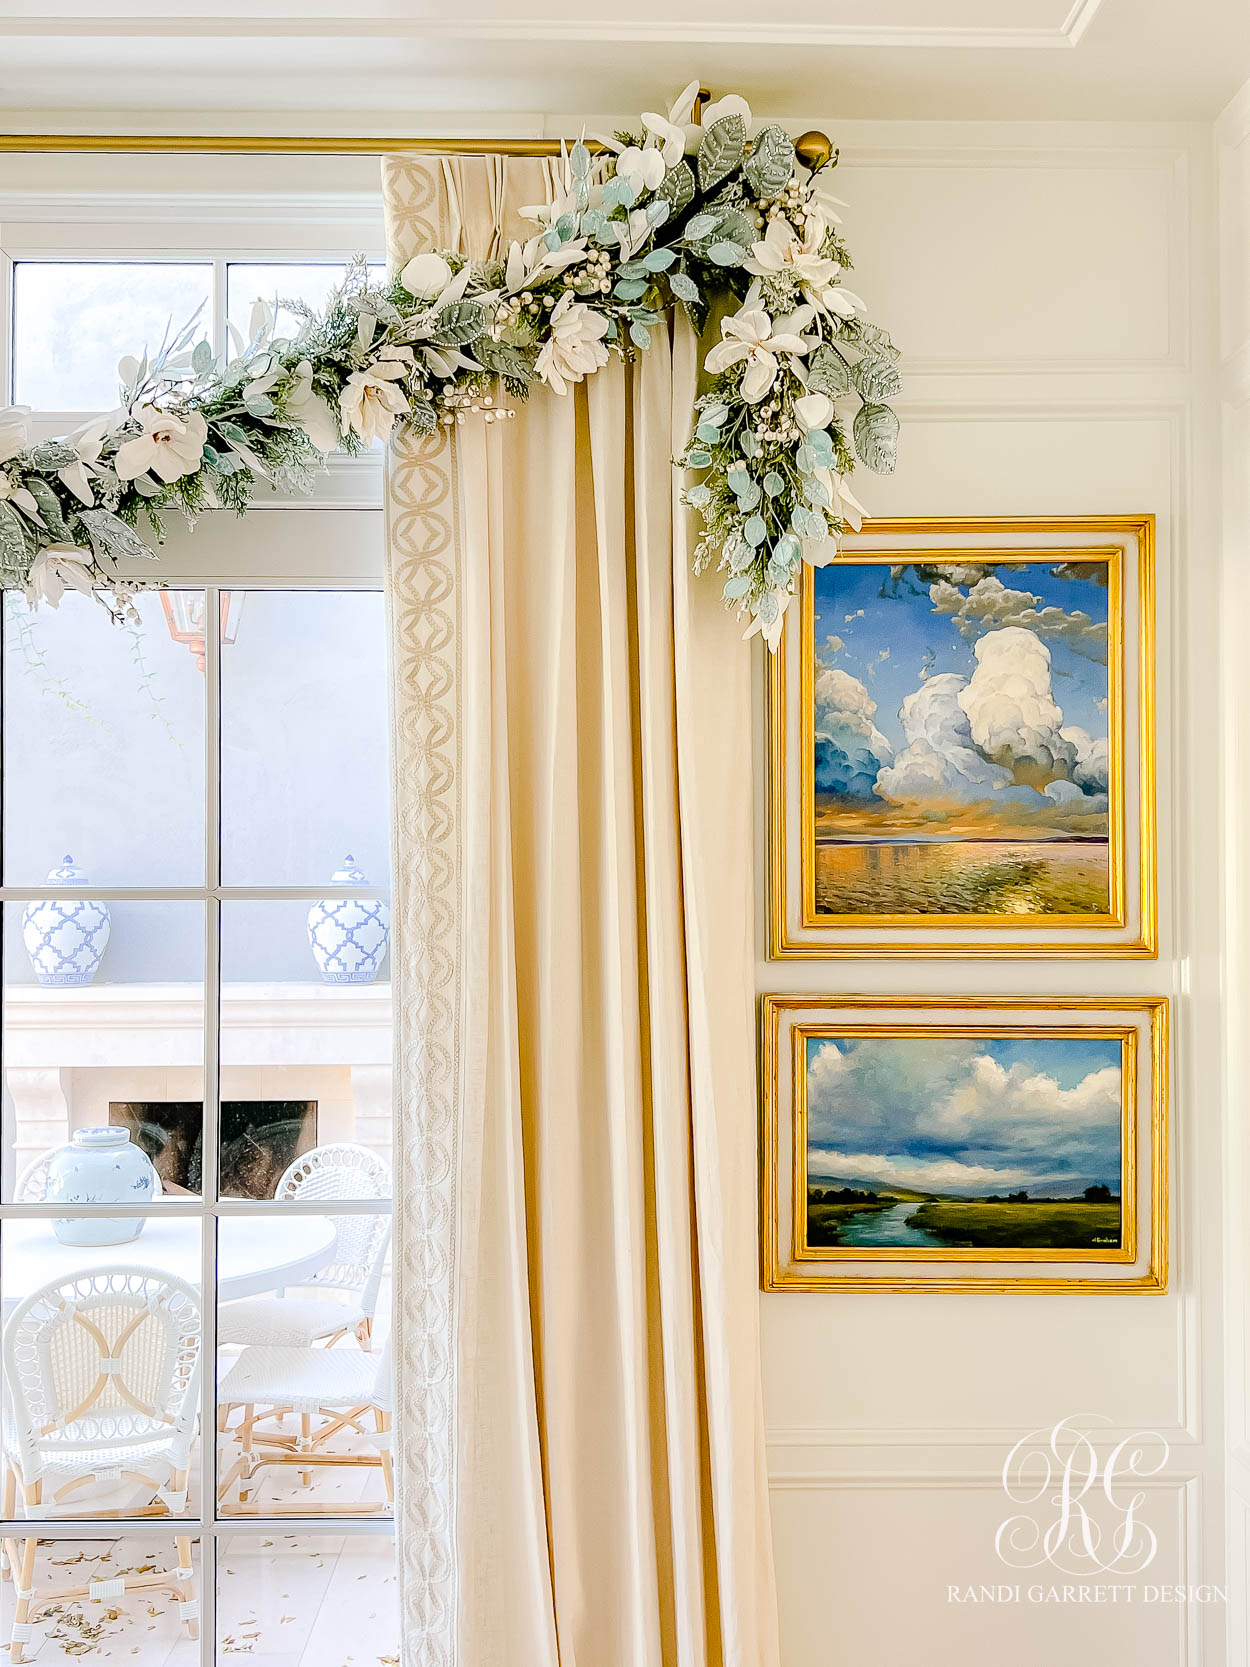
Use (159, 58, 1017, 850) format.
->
(2, 1215, 336, 1305)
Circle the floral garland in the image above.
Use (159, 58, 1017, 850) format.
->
(0, 84, 898, 649)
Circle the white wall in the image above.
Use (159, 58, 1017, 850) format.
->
(755, 117, 1226, 1666)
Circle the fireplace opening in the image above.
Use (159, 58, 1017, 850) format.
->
(109, 1100, 318, 1199)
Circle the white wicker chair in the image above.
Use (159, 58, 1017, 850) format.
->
(216, 1334, 392, 1513)
(217, 1143, 391, 1351)
(14, 1148, 163, 1202)
(0, 1267, 202, 1663)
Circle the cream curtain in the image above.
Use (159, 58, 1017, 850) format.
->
(382, 154, 779, 1667)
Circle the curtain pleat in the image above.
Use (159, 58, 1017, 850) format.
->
(383, 152, 780, 1667)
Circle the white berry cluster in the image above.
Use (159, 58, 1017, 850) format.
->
(568, 248, 613, 297)
(752, 391, 799, 448)
(762, 178, 809, 223)
(438, 389, 517, 427)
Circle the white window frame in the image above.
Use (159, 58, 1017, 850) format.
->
(0, 187, 397, 1667)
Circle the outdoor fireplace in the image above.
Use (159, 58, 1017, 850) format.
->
(109, 1100, 318, 1198)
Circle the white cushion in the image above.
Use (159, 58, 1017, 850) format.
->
(217, 1296, 367, 1348)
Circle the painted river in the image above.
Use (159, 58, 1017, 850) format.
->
(835, 1201, 946, 1248)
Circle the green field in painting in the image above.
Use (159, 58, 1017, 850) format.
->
(905, 1200, 1121, 1250)
(806, 1188, 1121, 1251)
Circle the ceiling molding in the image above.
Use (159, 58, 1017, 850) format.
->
(0, 1, 1106, 50)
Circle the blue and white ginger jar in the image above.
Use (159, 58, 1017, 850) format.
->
(22, 855, 111, 987)
(307, 855, 390, 985)
(47, 1126, 157, 1246)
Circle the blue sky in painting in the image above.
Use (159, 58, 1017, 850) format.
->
(804, 1031, 1123, 1197)
(812, 560, 1109, 752)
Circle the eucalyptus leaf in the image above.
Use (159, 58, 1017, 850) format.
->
(686, 448, 712, 469)
(736, 482, 762, 511)
(192, 339, 215, 376)
(696, 422, 721, 443)
(740, 430, 761, 458)
(744, 126, 796, 199)
(763, 471, 784, 497)
(570, 141, 592, 178)
(853, 402, 899, 473)
(723, 574, 753, 600)
(629, 322, 652, 349)
(669, 271, 700, 304)
(744, 514, 768, 547)
(642, 248, 676, 271)
(686, 484, 711, 508)
(697, 114, 746, 193)
(707, 241, 745, 267)
(614, 279, 649, 301)
(727, 467, 750, 493)
(683, 214, 721, 242)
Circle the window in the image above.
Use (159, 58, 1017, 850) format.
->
(0, 192, 396, 1667)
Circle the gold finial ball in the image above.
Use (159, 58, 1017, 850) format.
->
(794, 130, 834, 172)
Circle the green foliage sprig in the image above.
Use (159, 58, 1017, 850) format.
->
(0, 83, 898, 648)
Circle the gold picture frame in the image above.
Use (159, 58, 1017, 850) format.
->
(760, 994, 1169, 1294)
(767, 516, 1157, 959)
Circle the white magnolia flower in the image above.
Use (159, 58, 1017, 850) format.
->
(339, 346, 413, 445)
(286, 359, 341, 453)
(745, 215, 864, 318)
(703, 304, 815, 403)
(24, 545, 96, 609)
(615, 144, 666, 194)
(794, 392, 835, 432)
(682, 90, 752, 154)
(743, 590, 789, 651)
(639, 79, 701, 163)
(400, 251, 454, 300)
(114, 406, 208, 483)
(534, 294, 611, 395)
(0, 405, 30, 465)
(0, 467, 42, 522)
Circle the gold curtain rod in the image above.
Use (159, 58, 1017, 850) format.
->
(0, 125, 836, 166)
(0, 135, 580, 155)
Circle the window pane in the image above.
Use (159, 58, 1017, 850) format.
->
(220, 591, 390, 886)
(0, 1537, 200, 1663)
(3, 900, 204, 1200)
(216, 1212, 392, 1516)
(218, 1533, 397, 1662)
(12, 261, 212, 411)
(220, 900, 392, 1199)
(5, 589, 206, 886)
(1, 1225, 203, 1517)
(226, 261, 386, 341)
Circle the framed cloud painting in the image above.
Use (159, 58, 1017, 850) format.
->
(760, 995, 1168, 1293)
(767, 517, 1157, 958)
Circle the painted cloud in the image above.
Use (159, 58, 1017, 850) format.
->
(929, 574, 1108, 664)
(806, 1036, 1122, 1197)
(812, 667, 894, 800)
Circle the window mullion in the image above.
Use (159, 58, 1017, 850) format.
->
(199, 583, 222, 1667)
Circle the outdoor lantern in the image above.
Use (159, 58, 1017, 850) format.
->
(159, 590, 244, 671)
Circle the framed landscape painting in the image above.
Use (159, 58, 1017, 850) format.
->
(767, 517, 1157, 958)
(760, 995, 1168, 1294)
